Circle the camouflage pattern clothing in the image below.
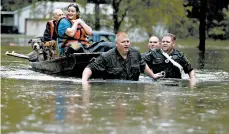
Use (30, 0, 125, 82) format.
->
(87, 47, 146, 80)
(143, 49, 193, 78)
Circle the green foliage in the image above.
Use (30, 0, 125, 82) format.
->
(222, 5, 229, 39)
(127, 0, 185, 37)
(184, 0, 229, 40)
(169, 17, 199, 39)
(208, 5, 229, 39)
(209, 27, 225, 35)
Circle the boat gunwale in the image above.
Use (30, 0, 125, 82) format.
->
(29, 52, 103, 63)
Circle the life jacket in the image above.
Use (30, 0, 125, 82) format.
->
(56, 17, 89, 47)
(48, 20, 55, 39)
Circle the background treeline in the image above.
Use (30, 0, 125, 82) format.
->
(1, 0, 229, 40)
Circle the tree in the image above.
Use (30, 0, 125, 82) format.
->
(222, 5, 229, 39)
(112, 0, 131, 33)
(169, 17, 199, 39)
(125, 0, 185, 37)
(208, 5, 229, 39)
(184, 0, 229, 52)
(85, 0, 131, 33)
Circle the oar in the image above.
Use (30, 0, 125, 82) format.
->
(5, 51, 29, 60)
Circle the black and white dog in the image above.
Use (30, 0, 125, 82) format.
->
(28, 38, 45, 61)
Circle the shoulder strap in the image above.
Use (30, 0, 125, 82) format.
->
(48, 20, 55, 39)
(160, 49, 185, 78)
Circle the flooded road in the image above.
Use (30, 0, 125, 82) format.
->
(1, 44, 229, 134)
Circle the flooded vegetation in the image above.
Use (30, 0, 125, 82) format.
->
(1, 42, 229, 133)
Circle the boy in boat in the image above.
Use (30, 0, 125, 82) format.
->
(82, 32, 164, 83)
(142, 33, 196, 86)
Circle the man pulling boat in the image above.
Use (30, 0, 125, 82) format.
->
(142, 33, 196, 86)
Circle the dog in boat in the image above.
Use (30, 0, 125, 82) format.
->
(44, 40, 58, 59)
(27, 38, 58, 61)
(28, 38, 45, 61)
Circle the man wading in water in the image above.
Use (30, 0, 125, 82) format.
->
(82, 32, 164, 84)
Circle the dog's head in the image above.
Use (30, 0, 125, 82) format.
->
(28, 38, 44, 50)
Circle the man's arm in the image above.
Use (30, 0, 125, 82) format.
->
(82, 55, 107, 83)
(180, 53, 196, 88)
(188, 70, 196, 88)
(65, 19, 81, 37)
(144, 64, 164, 79)
(82, 67, 92, 83)
(79, 19, 92, 35)
(66, 19, 92, 37)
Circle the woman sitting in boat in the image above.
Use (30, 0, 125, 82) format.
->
(57, 4, 92, 56)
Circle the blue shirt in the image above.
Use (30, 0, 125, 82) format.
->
(58, 18, 72, 37)
(57, 18, 72, 55)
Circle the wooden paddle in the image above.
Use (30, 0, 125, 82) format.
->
(5, 51, 29, 60)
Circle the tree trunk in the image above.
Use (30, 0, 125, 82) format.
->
(94, 2, 100, 30)
(198, 0, 207, 52)
(112, 0, 120, 34)
(197, 51, 205, 69)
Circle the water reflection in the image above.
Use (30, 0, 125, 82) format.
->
(197, 51, 205, 69)
(143, 84, 181, 120)
(1, 78, 229, 133)
(52, 84, 91, 125)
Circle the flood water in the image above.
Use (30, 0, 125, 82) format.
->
(1, 40, 229, 134)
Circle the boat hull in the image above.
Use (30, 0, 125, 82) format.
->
(30, 53, 101, 77)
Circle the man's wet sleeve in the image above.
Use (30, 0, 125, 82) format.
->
(140, 59, 146, 73)
(142, 52, 152, 65)
(87, 56, 106, 73)
(182, 55, 193, 74)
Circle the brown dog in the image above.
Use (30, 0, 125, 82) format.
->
(44, 40, 59, 59)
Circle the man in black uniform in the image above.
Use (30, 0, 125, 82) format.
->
(82, 32, 163, 83)
(143, 33, 195, 85)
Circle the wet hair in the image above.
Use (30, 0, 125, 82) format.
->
(163, 33, 176, 41)
(149, 36, 160, 41)
(115, 32, 129, 43)
(67, 4, 80, 19)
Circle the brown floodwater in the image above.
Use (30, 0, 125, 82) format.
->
(1, 37, 229, 134)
